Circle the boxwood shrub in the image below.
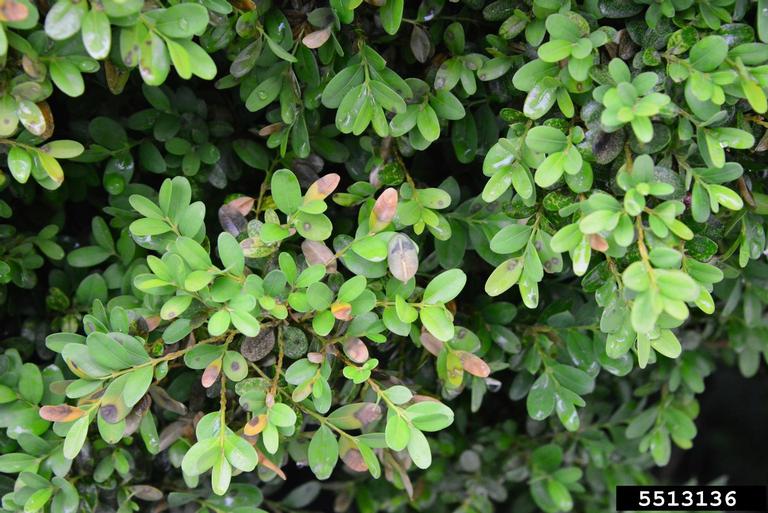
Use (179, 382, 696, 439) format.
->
(0, 0, 766, 511)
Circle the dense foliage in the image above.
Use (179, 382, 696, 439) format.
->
(0, 0, 767, 511)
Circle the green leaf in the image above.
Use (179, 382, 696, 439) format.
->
(406, 427, 431, 469)
(524, 79, 558, 119)
(308, 425, 338, 479)
(271, 169, 302, 215)
(538, 39, 573, 62)
(380, 0, 404, 35)
(527, 373, 555, 420)
(422, 269, 466, 304)
(0, 453, 38, 473)
(384, 414, 410, 451)
(268, 403, 297, 427)
(485, 258, 523, 296)
(8, 146, 32, 183)
(231, 310, 260, 337)
(651, 330, 682, 358)
(156, 3, 209, 38)
(139, 32, 171, 86)
(405, 401, 454, 431)
(526, 126, 568, 153)
(81, 9, 111, 60)
(246, 75, 282, 112)
(218, 232, 244, 274)
(416, 104, 440, 142)
(265, 34, 297, 63)
(63, 416, 90, 459)
(490, 224, 532, 254)
(689, 36, 728, 72)
(420, 306, 454, 341)
(67, 246, 112, 267)
(45, 0, 85, 40)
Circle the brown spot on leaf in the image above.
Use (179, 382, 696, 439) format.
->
(99, 404, 119, 424)
(244, 414, 268, 436)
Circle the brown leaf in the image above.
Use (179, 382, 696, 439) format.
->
(144, 315, 161, 332)
(39, 404, 87, 423)
(589, 234, 609, 252)
(201, 360, 222, 388)
(158, 419, 191, 452)
(130, 485, 163, 501)
(0, 0, 29, 23)
(387, 233, 419, 283)
(369, 188, 398, 232)
(341, 447, 367, 472)
(343, 338, 369, 363)
(302, 27, 332, 49)
(22, 56, 44, 80)
(258, 450, 287, 479)
(258, 123, 283, 136)
(307, 352, 324, 364)
(229, 195, 255, 215)
(48, 380, 71, 396)
(755, 128, 768, 152)
(331, 302, 353, 321)
(355, 403, 382, 426)
(104, 61, 131, 95)
(291, 380, 313, 402)
(149, 385, 188, 415)
(419, 328, 444, 356)
(458, 351, 491, 378)
(38, 101, 54, 140)
(230, 0, 255, 10)
(410, 25, 431, 63)
(240, 330, 275, 362)
(244, 414, 268, 436)
(219, 204, 248, 236)
(383, 451, 414, 499)
(305, 173, 341, 201)
(301, 240, 337, 272)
